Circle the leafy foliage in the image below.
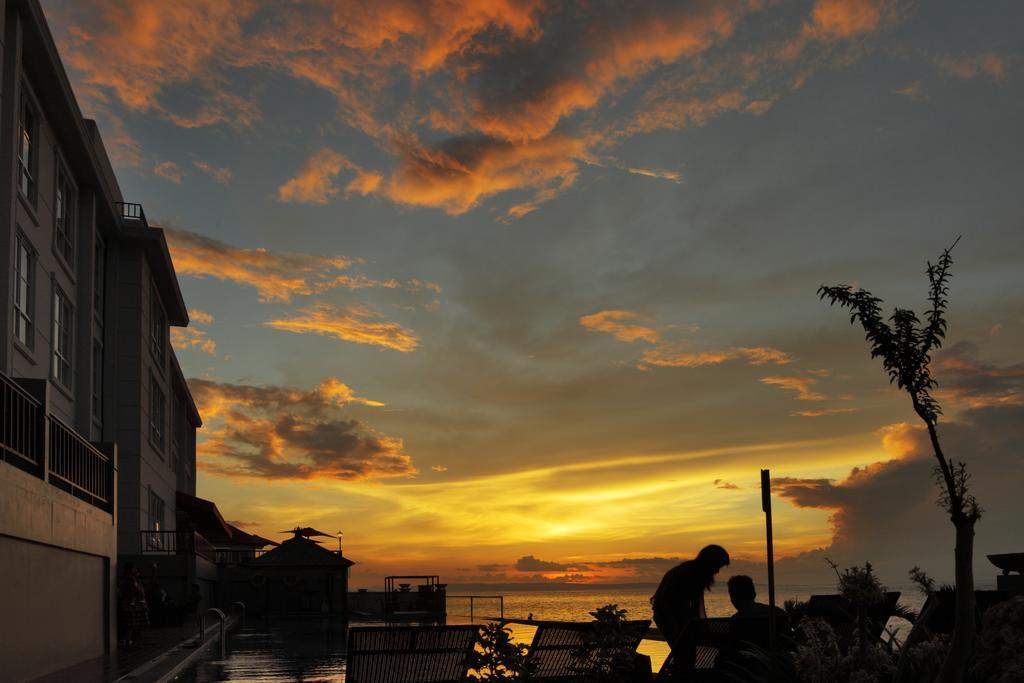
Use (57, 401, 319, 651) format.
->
(568, 604, 643, 682)
(907, 566, 935, 596)
(467, 623, 533, 681)
(817, 237, 979, 523)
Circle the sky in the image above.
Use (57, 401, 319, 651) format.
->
(41, 0, 1024, 589)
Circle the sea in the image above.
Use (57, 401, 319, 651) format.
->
(174, 583, 932, 680)
(445, 583, 929, 671)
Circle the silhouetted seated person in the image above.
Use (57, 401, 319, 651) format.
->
(726, 575, 793, 650)
(727, 575, 785, 619)
(651, 545, 730, 657)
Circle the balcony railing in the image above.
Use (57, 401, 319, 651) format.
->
(0, 372, 115, 514)
(141, 530, 216, 562)
(47, 415, 111, 509)
(116, 201, 147, 226)
(1, 373, 43, 469)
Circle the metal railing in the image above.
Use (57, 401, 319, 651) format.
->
(0, 373, 43, 470)
(116, 201, 147, 225)
(141, 530, 216, 562)
(47, 415, 111, 508)
(447, 595, 504, 622)
(1, 373, 114, 513)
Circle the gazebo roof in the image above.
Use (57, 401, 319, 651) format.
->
(251, 530, 354, 568)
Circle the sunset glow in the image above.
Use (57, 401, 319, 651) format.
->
(40, 0, 1024, 589)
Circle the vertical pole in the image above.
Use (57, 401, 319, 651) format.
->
(761, 469, 777, 651)
(470, 596, 474, 623)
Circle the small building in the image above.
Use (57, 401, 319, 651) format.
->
(227, 527, 354, 616)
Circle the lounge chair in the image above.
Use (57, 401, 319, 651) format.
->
(345, 624, 479, 683)
(523, 619, 651, 682)
(805, 591, 900, 647)
(654, 615, 793, 681)
(914, 590, 1009, 635)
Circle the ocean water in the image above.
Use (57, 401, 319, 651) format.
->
(447, 583, 928, 671)
(176, 584, 928, 680)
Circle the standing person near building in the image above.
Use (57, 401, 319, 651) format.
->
(651, 545, 730, 652)
(118, 562, 149, 649)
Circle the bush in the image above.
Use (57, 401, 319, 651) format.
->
(467, 623, 532, 681)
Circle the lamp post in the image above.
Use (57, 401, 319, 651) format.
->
(337, 530, 343, 555)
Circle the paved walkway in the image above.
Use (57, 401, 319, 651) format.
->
(32, 619, 230, 683)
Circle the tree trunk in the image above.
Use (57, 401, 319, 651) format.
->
(936, 517, 976, 683)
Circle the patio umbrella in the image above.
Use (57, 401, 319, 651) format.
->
(279, 526, 333, 538)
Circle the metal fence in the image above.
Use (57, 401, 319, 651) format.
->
(116, 201, 147, 224)
(47, 415, 111, 509)
(141, 530, 216, 562)
(1, 373, 113, 513)
(0, 373, 42, 469)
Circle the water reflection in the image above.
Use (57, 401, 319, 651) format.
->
(174, 618, 348, 682)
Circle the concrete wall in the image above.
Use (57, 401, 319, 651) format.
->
(0, 460, 116, 682)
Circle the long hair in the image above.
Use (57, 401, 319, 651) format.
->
(695, 544, 730, 591)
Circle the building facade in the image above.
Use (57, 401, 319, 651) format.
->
(0, 0, 201, 678)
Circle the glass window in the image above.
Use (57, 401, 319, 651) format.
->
(149, 487, 165, 531)
(93, 235, 105, 318)
(14, 234, 35, 348)
(150, 375, 166, 451)
(147, 487, 166, 549)
(55, 165, 76, 266)
(92, 341, 103, 422)
(150, 287, 166, 365)
(52, 286, 73, 389)
(17, 94, 37, 201)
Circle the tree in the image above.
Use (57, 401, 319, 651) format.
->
(817, 238, 980, 683)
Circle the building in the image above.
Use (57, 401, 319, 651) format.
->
(223, 527, 355, 616)
(0, 0, 201, 678)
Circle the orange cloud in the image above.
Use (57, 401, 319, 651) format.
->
(760, 375, 826, 401)
(346, 171, 384, 196)
(278, 148, 355, 204)
(193, 160, 232, 184)
(265, 303, 419, 352)
(171, 308, 217, 354)
(153, 160, 182, 183)
(190, 309, 215, 325)
(641, 346, 793, 368)
(803, 0, 885, 41)
(382, 135, 587, 217)
(58, 0, 253, 122)
(580, 309, 792, 370)
(171, 327, 216, 355)
(629, 89, 748, 136)
(579, 310, 660, 344)
(935, 53, 1008, 81)
(932, 343, 1024, 410)
(791, 407, 860, 418)
(192, 377, 412, 481)
(626, 167, 682, 183)
(51, 0, 903, 219)
(164, 228, 424, 303)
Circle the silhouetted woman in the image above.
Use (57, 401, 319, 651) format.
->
(651, 544, 730, 652)
(118, 562, 148, 649)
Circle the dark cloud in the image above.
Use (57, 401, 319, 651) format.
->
(714, 479, 741, 490)
(513, 555, 589, 572)
(192, 378, 415, 481)
(774, 403, 1024, 581)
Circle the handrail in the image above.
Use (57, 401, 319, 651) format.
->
(47, 415, 110, 508)
(447, 595, 504, 622)
(201, 607, 227, 659)
(0, 373, 43, 469)
(140, 530, 216, 561)
(115, 201, 147, 225)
